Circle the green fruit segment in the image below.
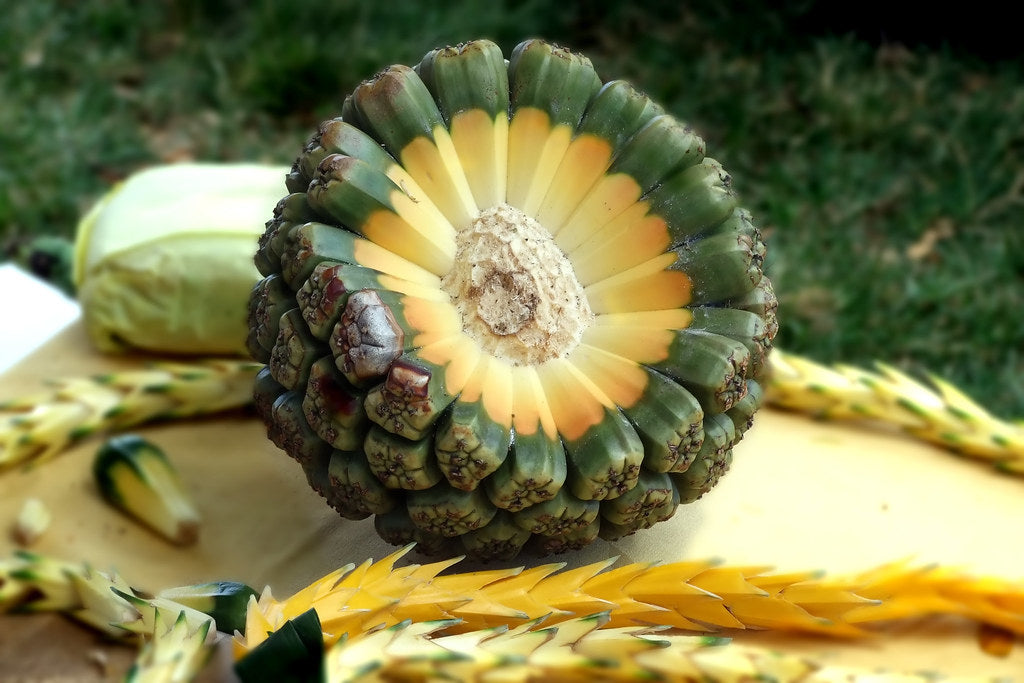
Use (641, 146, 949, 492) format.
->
(705, 411, 738, 455)
(672, 230, 764, 306)
(92, 435, 201, 546)
(271, 192, 319, 244)
(298, 448, 333, 503)
(363, 425, 443, 491)
(416, 39, 509, 209)
(534, 359, 643, 501)
(459, 510, 532, 561)
(728, 276, 778, 321)
(296, 262, 393, 340)
(296, 118, 455, 235)
(687, 306, 773, 379)
(328, 289, 413, 388)
(648, 330, 750, 414)
(672, 448, 733, 504)
(285, 159, 307, 195)
(253, 366, 285, 425)
(434, 398, 511, 492)
(670, 412, 735, 475)
(307, 154, 455, 275)
(156, 581, 258, 635)
(511, 488, 600, 536)
(364, 356, 457, 440)
(247, 274, 295, 362)
(727, 280, 779, 370)
(406, 484, 497, 537)
(621, 368, 705, 473)
(351, 64, 477, 229)
(537, 80, 663, 233)
(609, 115, 706, 191)
(508, 39, 601, 126)
(339, 93, 363, 131)
(256, 193, 320, 276)
(562, 408, 644, 502)
(302, 357, 368, 452)
(327, 449, 399, 517)
(727, 378, 764, 440)
(506, 39, 602, 215)
(417, 40, 509, 121)
(298, 118, 398, 184)
(528, 520, 601, 555)
(373, 508, 458, 557)
(352, 64, 444, 151)
(579, 80, 666, 153)
(555, 114, 705, 255)
(644, 158, 738, 247)
(278, 222, 355, 290)
(564, 342, 704, 472)
(269, 308, 328, 392)
(269, 391, 331, 466)
(279, 221, 441, 292)
(598, 471, 680, 541)
(485, 429, 567, 512)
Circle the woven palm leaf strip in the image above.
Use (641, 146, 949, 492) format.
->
(0, 360, 262, 468)
(317, 613, 1002, 683)
(766, 349, 1024, 475)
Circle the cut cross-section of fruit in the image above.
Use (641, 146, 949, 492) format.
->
(249, 38, 776, 559)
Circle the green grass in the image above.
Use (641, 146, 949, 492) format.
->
(2, 1, 1022, 418)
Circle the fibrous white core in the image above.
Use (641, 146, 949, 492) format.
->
(441, 204, 592, 366)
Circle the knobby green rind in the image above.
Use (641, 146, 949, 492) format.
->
(249, 37, 773, 559)
(485, 429, 567, 512)
(434, 399, 512, 492)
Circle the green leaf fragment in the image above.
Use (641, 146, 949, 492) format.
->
(235, 608, 325, 683)
(93, 435, 202, 545)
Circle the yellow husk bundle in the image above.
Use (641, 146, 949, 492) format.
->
(73, 163, 287, 356)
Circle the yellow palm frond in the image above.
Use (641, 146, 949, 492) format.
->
(237, 545, 1024, 655)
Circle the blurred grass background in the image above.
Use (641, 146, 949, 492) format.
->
(1, 0, 1021, 417)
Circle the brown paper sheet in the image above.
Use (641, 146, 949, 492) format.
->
(1, 323, 1021, 678)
